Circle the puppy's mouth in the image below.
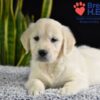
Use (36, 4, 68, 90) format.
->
(37, 56, 48, 62)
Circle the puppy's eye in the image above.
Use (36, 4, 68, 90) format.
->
(51, 38, 58, 43)
(34, 36, 39, 41)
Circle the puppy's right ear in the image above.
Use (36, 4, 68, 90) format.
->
(20, 23, 34, 54)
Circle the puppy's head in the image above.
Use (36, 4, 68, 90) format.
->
(21, 18, 76, 63)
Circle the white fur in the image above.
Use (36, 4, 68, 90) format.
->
(21, 18, 100, 96)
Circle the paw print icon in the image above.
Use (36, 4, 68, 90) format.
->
(73, 2, 86, 16)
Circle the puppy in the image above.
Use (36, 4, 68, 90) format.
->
(21, 18, 100, 96)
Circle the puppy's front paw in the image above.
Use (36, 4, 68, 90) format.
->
(59, 82, 88, 96)
(25, 79, 45, 96)
(59, 87, 77, 96)
(27, 86, 45, 96)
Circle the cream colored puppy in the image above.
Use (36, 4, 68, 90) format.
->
(21, 18, 100, 96)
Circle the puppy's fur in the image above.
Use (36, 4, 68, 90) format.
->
(21, 18, 100, 96)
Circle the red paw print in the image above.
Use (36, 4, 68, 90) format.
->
(73, 2, 85, 16)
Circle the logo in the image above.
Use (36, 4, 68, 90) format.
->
(87, 2, 100, 15)
(73, 1, 100, 24)
(73, 2, 85, 16)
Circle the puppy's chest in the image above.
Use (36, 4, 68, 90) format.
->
(39, 66, 67, 88)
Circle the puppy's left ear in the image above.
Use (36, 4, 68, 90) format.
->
(20, 23, 34, 54)
(62, 26, 76, 55)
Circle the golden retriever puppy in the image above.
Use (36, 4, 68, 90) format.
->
(21, 18, 100, 96)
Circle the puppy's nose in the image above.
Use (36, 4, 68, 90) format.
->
(38, 50, 48, 57)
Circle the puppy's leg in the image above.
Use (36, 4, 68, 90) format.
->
(60, 78, 89, 95)
(25, 79, 45, 95)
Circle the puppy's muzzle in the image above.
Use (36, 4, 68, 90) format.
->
(38, 49, 48, 61)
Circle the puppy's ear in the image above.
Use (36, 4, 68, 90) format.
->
(20, 23, 34, 53)
(62, 26, 76, 55)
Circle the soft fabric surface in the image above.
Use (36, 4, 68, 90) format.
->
(0, 65, 100, 100)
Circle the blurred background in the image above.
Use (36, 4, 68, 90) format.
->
(0, 0, 100, 66)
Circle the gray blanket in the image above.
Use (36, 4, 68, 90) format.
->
(0, 65, 100, 100)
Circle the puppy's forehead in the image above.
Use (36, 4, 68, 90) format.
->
(34, 19, 62, 36)
(36, 18, 61, 27)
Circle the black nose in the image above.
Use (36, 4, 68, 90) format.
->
(38, 50, 48, 57)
